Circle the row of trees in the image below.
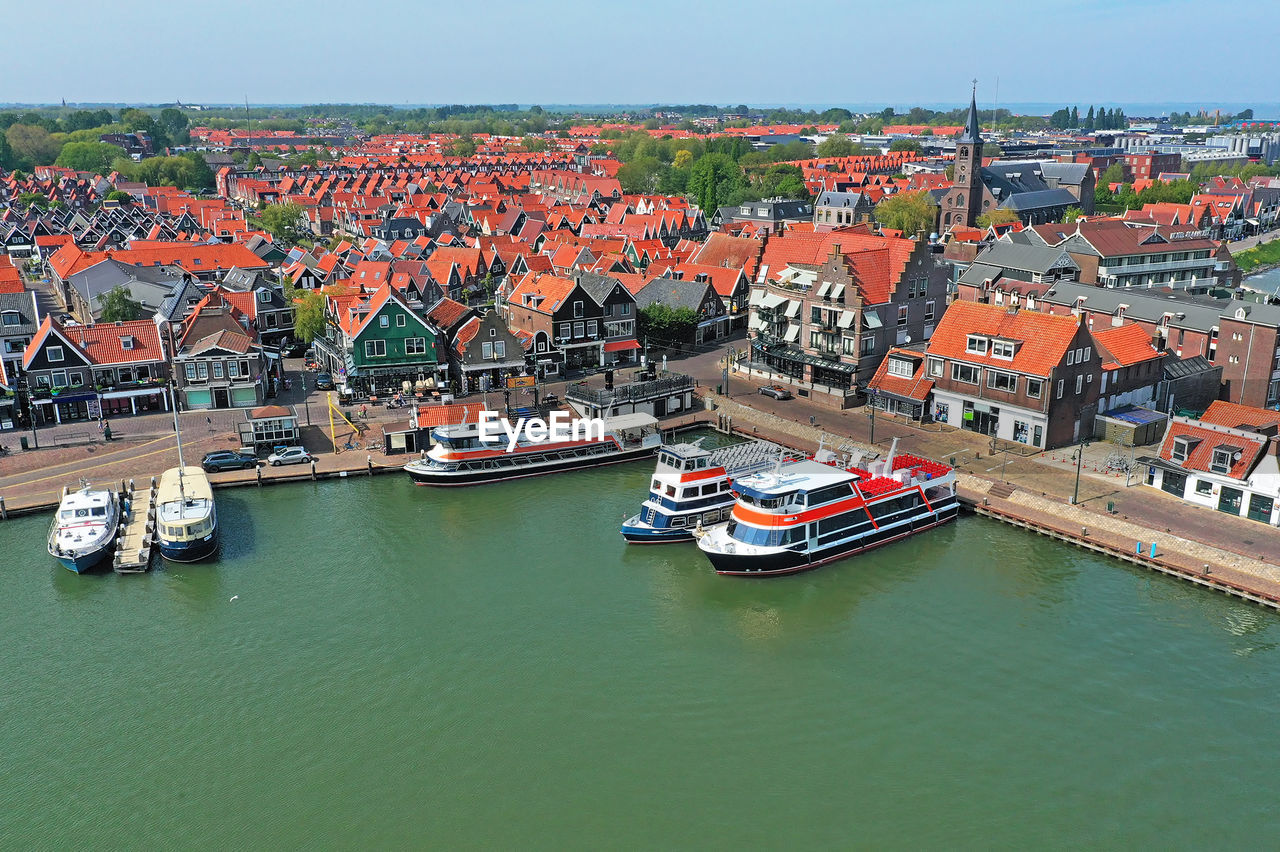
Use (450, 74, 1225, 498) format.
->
(0, 107, 191, 172)
(1046, 106, 1129, 131)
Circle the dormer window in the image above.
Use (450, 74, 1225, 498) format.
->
(258, 290, 270, 303)
(120, 336, 134, 350)
(1, 310, 20, 326)
(1210, 445, 1240, 475)
(991, 340, 1016, 359)
(965, 335, 988, 355)
(887, 357, 913, 378)
(1171, 436, 1199, 463)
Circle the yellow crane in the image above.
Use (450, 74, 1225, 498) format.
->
(326, 391, 364, 453)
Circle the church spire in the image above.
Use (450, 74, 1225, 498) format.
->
(959, 80, 981, 144)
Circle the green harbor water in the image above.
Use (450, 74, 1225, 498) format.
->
(3, 458, 1280, 848)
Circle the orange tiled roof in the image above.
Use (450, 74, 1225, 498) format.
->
(1158, 420, 1267, 480)
(927, 301, 1082, 377)
(1092, 323, 1161, 369)
(1199, 400, 1280, 432)
(867, 347, 933, 401)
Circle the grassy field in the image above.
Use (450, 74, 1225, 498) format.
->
(1236, 240, 1280, 273)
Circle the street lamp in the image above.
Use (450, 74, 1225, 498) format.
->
(1071, 438, 1091, 505)
(866, 390, 877, 444)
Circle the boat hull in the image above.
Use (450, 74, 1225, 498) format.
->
(54, 545, 115, 574)
(158, 528, 220, 563)
(706, 501, 960, 577)
(620, 523, 696, 544)
(406, 444, 656, 486)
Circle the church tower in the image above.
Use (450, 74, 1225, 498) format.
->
(943, 82, 985, 229)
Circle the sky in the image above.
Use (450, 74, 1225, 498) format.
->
(3, 0, 1277, 112)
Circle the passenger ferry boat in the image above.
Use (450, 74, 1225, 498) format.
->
(621, 439, 804, 544)
(404, 412, 661, 486)
(156, 466, 219, 562)
(156, 387, 219, 562)
(696, 440, 958, 576)
(48, 482, 122, 573)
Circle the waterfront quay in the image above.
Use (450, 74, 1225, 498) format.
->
(6, 346, 1280, 610)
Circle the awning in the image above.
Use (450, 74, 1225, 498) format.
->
(749, 289, 766, 307)
(863, 310, 882, 329)
(101, 386, 164, 400)
(830, 283, 846, 301)
(784, 299, 801, 318)
(49, 392, 98, 404)
(760, 292, 786, 309)
(783, 325, 800, 343)
(603, 339, 641, 353)
(748, 314, 764, 331)
(816, 281, 833, 299)
(838, 310, 856, 328)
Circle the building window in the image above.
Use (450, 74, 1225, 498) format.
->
(1, 311, 19, 326)
(860, 335, 875, 356)
(559, 323, 571, 340)
(887, 358, 913, 378)
(620, 303, 631, 316)
(494, 341, 505, 358)
(396, 314, 406, 327)
(481, 342, 493, 359)
(47, 345, 63, 362)
(991, 340, 1015, 359)
(927, 357, 944, 378)
(213, 361, 224, 379)
(1026, 378, 1042, 398)
(1211, 448, 1236, 474)
(573, 321, 584, 338)
(405, 337, 426, 356)
(897, 305, 909, 326)
(965, 335, 987, 355)
(952, 363, 980, 384)
(587, 320, 598, 337)
(197, 362, 208, 380)
(1171, 438, 1190, 462)
(1075, 374, 1083, 393)
(573, 301, 584, 318)
(185, 363, 197, 380)
(925, 300, 935, 321)
(1195, 479, 1213, 496)
(365, 340, 387, 358)
(1067, 350, 1075, 366)
(379, 315, 389, 328)
(1056, 379, 1064, 399)
(987, 371, 1017, 392)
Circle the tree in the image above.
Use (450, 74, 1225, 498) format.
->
(1100, 162, 1126, 187)
(617, 156, 666, 194)
(16, 191, 47, 209)
(1084, 106, 1095, 131)
(756, 164, 808, 200)
(687, 153, 744, 214)
(98, 285, 145, 322)
(1061, 206, 1083, 224)
(673, 149, 693, 170)
(55, 141, 125, 175)
(447, 135, 477, 157)
(817, 134, 855, 158)
(104, 190, 133, 205)
(1071, 106, 1079, 127)
(976, 209, 1020, 229)
(158, 108, 189, 145)
(873, 190, 937, 235)
(5, 124, 61, 168)
(522, 135, 548, 153)
(292, 290, 327, 343)
(636, 303, 699, 346)
(888, 139, 922, 154)
(259, 201, 307, 245)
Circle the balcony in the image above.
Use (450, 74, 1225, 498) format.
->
(1097, 257, 1215, 278)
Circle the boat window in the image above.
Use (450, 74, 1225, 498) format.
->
(652, 479, 661, 491)
(92, 507, 105, 516)
(671, 516, 686, 528)
(61, 510, 73, 519)
(665, 484, 676, 497)
(806, 482, 856, 506)
(702, 511, 720, 525)
(701, 483, 718, 496)
(738, 493, 757, 506)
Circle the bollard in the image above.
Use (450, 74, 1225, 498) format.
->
(1203, 564, 1210, 575)
(1136, 541, 1142, 555)
(1081, 526, 1088, 536)
(0, 495, 5, 520)
(367, 454, 373, 476)
(310, 458, 317, 481)
(256, 465, 262, 487)
(1150, 541, 1157, 559)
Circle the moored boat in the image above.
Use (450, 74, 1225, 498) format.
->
(621, 439, 805, 544)
(696, 440, 959, 576)
(405, 412, 661, 486)
(48, 483, 122, 573)
(155, 466, 219, 562)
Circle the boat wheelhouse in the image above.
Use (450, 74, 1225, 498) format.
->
(48, 483, 121, 573)
(156, 466, 219, 562)
(404, 412, 661, 486)
(696, 441, 958, 576)
(621, 439, 805, 544)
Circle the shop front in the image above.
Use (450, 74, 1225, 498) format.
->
(100, 386, 169, 417)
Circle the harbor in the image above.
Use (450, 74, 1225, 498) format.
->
(5, 466, 1280, 847)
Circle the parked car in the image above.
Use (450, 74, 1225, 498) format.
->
(267, 446, 314, 466)
(758, 384, 794, 400)
(315, 372, 335, 391)
(201, 450, 259, 472)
